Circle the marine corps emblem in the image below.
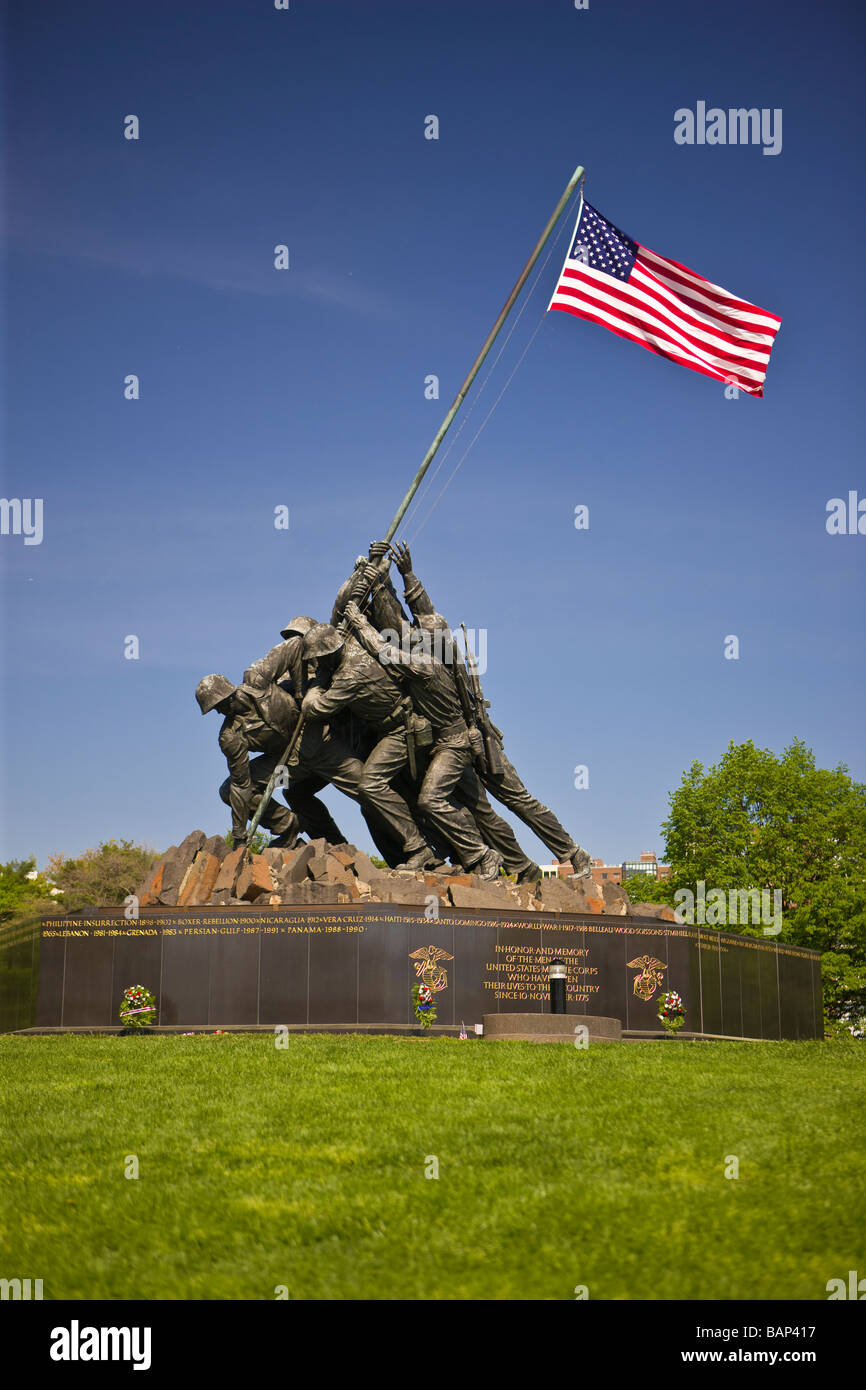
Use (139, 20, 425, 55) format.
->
(409, 944, 453, 994)
(627, 955, 667, 1002)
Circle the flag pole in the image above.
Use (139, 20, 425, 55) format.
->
(236, 161, 585, 871)
(384, 160, 585, 541)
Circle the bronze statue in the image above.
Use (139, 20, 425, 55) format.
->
(300, 622, 436, 870)
(196, 542, 591, 885)
(195, 660, 367, 852)
(369, 542, 593, 880)
(195, 674, 303, 848)
(342, 601, 503, 881)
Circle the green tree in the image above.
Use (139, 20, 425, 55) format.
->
(0, 857, 59, 925)
(47, 840, 160, 912)
(622, 873, 672, 905)
(651, 739, 866, 1035)
(225, 830, 270, 855)
(0, 858, 64, 1032)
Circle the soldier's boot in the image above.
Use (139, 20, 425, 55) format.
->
(516, 861, 541, 884)
(569, 845, 593, 878)
(397, 846, 439, 872)
(473, 849, 504, 882)
(269, 830, 301, 849)
(266, 808, 301, 850)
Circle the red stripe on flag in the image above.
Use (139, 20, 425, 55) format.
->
(639, 247, 782, 324)
(630, 261, 778, 343)
(550, 298, 766, 395)
(557, 269, 771, 372)
(553, 278, 766, 383)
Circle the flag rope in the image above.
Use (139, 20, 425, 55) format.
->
(408, 309, 550, 543)
(404, 205, 575, 541)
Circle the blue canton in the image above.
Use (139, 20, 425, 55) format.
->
(568, 202, 637, 281)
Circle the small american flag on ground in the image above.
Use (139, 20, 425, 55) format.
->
(548, 198, 781, 396)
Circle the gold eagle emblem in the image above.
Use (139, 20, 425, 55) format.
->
(409, 944, 453, 993)
(627, 955, 667, 1001)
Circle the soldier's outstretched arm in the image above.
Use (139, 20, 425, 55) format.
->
(369, 580, 405, 634)
(244, 637, 299, 689)
(364, 542, 408, 632)
(301, 671, 356, 722)
(341, 600, 416, 679)
(345, 602, 437, 687)
(342, 600, 388, 659)
(390, 542, 436, 619)
(330, 556, 370, 627)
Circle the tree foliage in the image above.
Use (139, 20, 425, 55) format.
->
(623, 873, 672, 904)
(47, 840, 160, 913)
(644, 739, 866, 1035)
(225, 830, 270, 855)
(0, 857, 59, 926)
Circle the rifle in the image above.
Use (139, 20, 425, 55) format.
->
(460, 623, 504, 777)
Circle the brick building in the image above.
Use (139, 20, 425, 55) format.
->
(539, 851, 671, 885)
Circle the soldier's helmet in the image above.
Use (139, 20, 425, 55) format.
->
(302, 623, 344, 661)
(280, 615, 316, 640)
(195, 674, 237, 715)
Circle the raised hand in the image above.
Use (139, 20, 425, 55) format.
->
(343, 599, 362, 630)
(391, 541, 412, 576)
(361, 561, 382, 590)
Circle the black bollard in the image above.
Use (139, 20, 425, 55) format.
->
(548, 957, 567, 1014)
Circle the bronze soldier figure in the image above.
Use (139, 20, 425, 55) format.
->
(331, 549, 542, 876)
(345, 550, 541, 880)
(195, 673, 304, 848)
(243, 614, 316, 696)
(300, 622, 437, 870)
(331, 545, 408, 633)
(226, 616, 418, 863)
(342, 600, 503, 881)
(372, 541, 594, 880)
(195, 662, 373, 850)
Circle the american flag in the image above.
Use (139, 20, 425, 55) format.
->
(548, 199, 781, 396)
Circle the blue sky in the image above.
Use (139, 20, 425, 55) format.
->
(2, 0, 864, 870)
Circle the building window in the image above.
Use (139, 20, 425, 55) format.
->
(622, 861, 658, 880)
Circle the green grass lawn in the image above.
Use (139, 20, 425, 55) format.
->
(1, 1035, 863, 1301)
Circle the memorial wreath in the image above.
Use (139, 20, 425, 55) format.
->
(119, 984, 157, 1029)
